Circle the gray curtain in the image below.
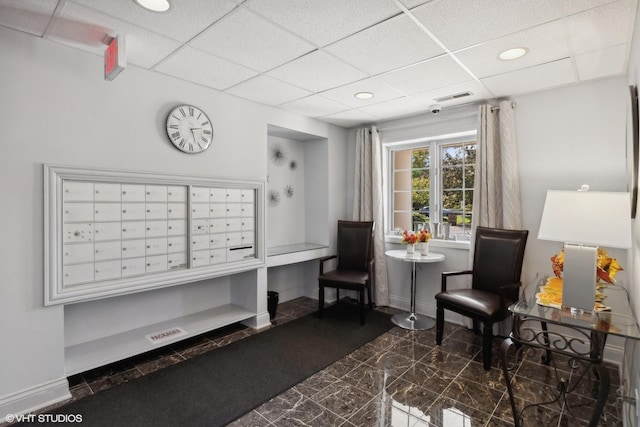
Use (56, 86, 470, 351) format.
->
(472, 100, 522, 237)
(472, 100, 523, 333)
(353, 126, 389, 306)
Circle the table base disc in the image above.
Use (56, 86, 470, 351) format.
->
(391, 313, 435, 330)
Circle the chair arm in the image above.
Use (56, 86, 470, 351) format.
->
(319, 255, 337, 275)
(441, 270, 473, 292)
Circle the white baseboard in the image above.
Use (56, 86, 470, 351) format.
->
(0, 378, 70, 422)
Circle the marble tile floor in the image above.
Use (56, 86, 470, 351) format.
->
(20, 297, 624, 426)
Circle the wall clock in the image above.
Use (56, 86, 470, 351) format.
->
(166, 105, 213, 154)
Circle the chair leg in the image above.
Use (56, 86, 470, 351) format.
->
(318, 285, 324, 319)
(482, 322, 493, 370)
(436, 306, 444, 345)
(472, 320, 481, 335)
(367, 285, 373, 309)
(359, 289, 365, 325)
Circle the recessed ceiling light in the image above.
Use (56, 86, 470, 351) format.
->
(498, 47, 528, 61)
(134, 0, 171, 12)
(354, 92, 374, 100)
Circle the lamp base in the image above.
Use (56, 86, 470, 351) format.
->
(562, 243, 597, 312)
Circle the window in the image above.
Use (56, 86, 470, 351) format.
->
(388, 133, 476, 241)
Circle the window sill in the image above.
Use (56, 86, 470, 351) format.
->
(385, 234, 470, 250)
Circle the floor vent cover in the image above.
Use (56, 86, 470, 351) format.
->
(145, 327, 187, 344)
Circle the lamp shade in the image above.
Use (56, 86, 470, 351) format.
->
(538, 190, 632, 248)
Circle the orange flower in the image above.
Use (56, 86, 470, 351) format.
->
(401, 230, 418, 244)
(416, 229, 432, 243)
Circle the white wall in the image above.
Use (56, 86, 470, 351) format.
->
(514, 77, 629, 289)
(626, 3, 640, 426)
(362, 76, 630, 348)
(0, 25, 349, 415)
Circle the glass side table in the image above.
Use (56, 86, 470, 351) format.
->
(500, 283, 640, 427)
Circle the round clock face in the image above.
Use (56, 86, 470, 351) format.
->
(166, 105, 213, 154)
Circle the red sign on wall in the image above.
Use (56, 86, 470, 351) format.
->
(104, 35, 126, 81)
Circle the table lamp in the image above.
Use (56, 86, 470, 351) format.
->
(537, 186, 631, 313)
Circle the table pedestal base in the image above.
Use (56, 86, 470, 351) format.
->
(391, 312, 435, 330)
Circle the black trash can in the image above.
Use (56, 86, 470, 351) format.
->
(267, 291, 279, 321)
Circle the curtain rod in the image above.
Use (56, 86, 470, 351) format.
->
(371, 101, 516, 132)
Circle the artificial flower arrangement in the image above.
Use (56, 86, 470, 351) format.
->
(400, 229, 433, 244)
(536, 247, 623, 311)
(550, 247, 623, 283)
(401, 230, 418, 245)
(416, 229, 432, 243)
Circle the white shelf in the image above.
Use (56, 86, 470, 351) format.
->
(266, 243, 330, 267)
(64, 303, 255, 375)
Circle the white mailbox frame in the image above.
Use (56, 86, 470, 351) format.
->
(44, 165, 265, 306)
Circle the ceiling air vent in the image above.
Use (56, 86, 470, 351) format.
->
(434, 91, 473, 103)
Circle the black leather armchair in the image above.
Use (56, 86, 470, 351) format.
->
(318, 220, 374, 325)
(435, 226, 528, 370)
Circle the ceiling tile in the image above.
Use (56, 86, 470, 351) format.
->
(325, 14, 444, 75)
(225, 75, 312, 106)
(189, 8, 314, 72)
(397, 0, 431, 8)
(357, 96, 427, 120)
(246, 0, 401, 46)
(454, 20, 570, 79)
(47, 2, 181, 68)
(564, 0, 634, 55)
(71, 0, 239, 42)
(411, 0, 563, 51)
(409, 81, 494, 107)
(574, 44, 627, 81)
(155, 46, 257, 90)
(266, 50, 367, 93)
(559, 0, 620, 15)
(319, 109, 379, 128)
(380, 55, 472, 95)
(480, 58, 576, 98)
(0, 0, 57, 36)
(320, 77, 405, 108)
(280, 94, 351, 117)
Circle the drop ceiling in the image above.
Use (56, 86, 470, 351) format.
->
(1, 0, 637, 128)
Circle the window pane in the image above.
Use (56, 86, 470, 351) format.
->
(394, 191, 411, 208)
(412, 148, 429, 168)
(394, 170, 411, 191)
(464, 165, 475, 189)
(441, 145, 465, 166)
(442, 166, 463, 190)
(394, 212, 411, 232)
(394, 149, 412, 169)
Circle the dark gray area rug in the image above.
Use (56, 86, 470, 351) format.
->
(38, 304, 392, 427)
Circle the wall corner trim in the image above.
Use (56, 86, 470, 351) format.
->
(0, 378, 71, 420)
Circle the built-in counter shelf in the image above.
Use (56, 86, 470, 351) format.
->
(267, 243, 330, 267)
(65, 303, 255, 375)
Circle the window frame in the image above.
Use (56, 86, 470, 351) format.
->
(383, 130, 477, 244)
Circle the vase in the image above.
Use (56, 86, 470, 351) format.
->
(419, 241, 429, 256)
(406, 244, 415, 255)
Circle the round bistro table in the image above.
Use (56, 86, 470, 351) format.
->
(385, 249, 445, 330)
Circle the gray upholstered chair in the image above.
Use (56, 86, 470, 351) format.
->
(435, 226, 528, 369)
(318, 220, 374, 325)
